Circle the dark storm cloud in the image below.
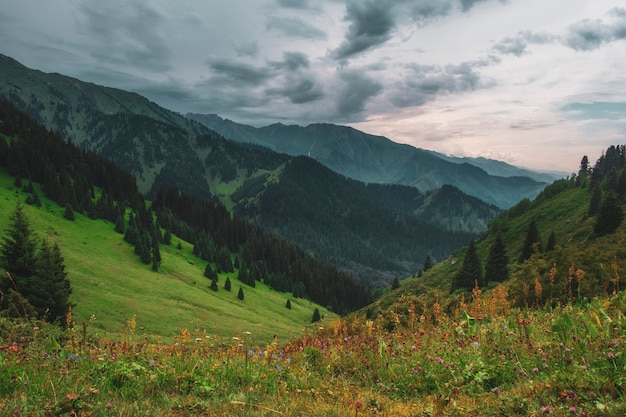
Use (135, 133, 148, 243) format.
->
(270, 52, 311, 71)
(267, 77, 324, 104)
(265, 16, 327, 39)
(563, 7, 626, 51)
(332, 0, 397, 60)
(336, 70, 383, 118)
(492, 31, 557, 56)
(389, 59, 492, 107)
(208, 58, 274, 85)
(276, 0, 318, 10)
(75, 2, 171, 71)
(409, 0, 505, 26)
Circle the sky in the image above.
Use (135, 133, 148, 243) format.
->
(1, 0, 626, 173)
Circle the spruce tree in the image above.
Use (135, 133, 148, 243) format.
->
(286, 299, 292, 309)
(312, 307, 321, 323)
(391, 277, 400, 290)
(519, 218, 541, 263)
(33, 240, 73, 322)
(484, 232, 509, 284)
(594, 191, 624, 236)
(0, 202, 38, 281)
(224, 277, 232, 291)
(63, 204, 75, 221)
(237, 286, 244, 300)
(423, 254, 433, 272)
(451, 240, 483, 292)
(210, 276, 218, 291)
(588, 184, 601, 217)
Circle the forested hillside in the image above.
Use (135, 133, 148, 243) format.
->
(0, 100, 371, 316)
(363, 144, 626, 327)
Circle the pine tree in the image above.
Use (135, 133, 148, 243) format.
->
(312, 307, 321, 323)
(484, 232, 509, 284)
(588, 184, 601, 217)
(1, 205, 72, 323)
(32, 240, 73, 323)
(423, 254, 433, 271)
(114, 214, 125, 234)
(286, 299, 292, 309)
(594, 191, 624, 236)
(224, 277, 232, 291)
(63, 204, 75, 221)
(519, 218, 541, 263)
(163, 230, 172, 245)
(451, 240, 483, 292)
(391, 277, 400, 290)
(0, 203, 38, 281)
(237, 286, 244, 300)
(210, 277, 218, 291)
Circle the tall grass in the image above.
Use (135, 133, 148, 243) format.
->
(2, 288, 625, 416)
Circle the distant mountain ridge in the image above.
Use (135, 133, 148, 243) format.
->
(0, 54, 503, 286)
(187, 113, 560, 208)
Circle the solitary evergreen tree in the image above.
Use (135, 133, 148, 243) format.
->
(312, 307, 321, 323)
(286, 299, 292, 309)
(0, 203, 38, 282)
(237, 286, 244, 300)
(63, 204, 75, 221)
(204, 263, 215, 279)
(594, 191, 624, 236)
(210, 276, 218, 291)
(451, 240, 483, 292)
(423, 254, 433, 272)
(588, 184, 602, 217)
(224, 277, 232, 291)
(32, 240, 73, 322)
(391, 277, 400, 290)
(484, 232, 509, 284)
(519, 218, 541, 263)
(163, 230, 172, 245)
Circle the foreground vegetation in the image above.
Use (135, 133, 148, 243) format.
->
(1, 288, 625, 416)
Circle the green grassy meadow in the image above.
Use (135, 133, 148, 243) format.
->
(0, 170, 335, 345)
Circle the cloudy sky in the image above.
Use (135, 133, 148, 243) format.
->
(2, 0, 626, 172)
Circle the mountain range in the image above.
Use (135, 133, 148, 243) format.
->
(187, 113, 563, 209)
(0, 54, 552, 286)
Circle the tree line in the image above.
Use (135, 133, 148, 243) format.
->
(0, 100, 371, 316)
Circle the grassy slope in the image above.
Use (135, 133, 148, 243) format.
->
(367, 179, 624, 317)
(0, 170, 335, 344)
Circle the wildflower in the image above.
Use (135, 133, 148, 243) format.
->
(473, 341, 479, 348)
(106, 402, 113, 409)
(569, 406, 577, 414)
(286, 358, 291, 364)
(248, 349, 254, 356)
(532, 367, 539, 373)
(276, 365, 282, 371)
(491, 387, 500, 395)
(540, 405, 553, 413)
(581, 365, 587, 371)
(588, 391, 596, 398)
(14, 410, 20, 416)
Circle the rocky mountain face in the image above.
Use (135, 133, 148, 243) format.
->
(188, 113, 558, 209)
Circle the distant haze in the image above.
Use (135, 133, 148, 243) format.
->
(1, 0, 625, 172)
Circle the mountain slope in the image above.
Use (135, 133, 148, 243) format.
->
(187, 113, 552, 208)
(0, 54, 498, 286)
(363, 144, 626, 323)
